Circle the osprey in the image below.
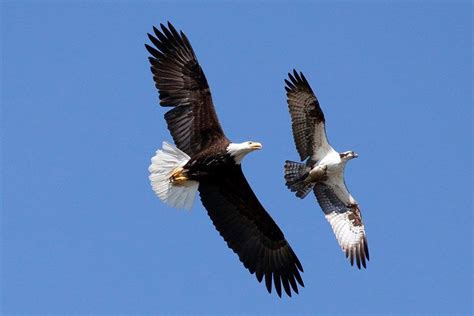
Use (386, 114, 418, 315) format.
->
(145, 23, 304, 297)
(283, 70, 370, 269)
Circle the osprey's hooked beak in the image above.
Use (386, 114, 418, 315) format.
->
(250, 142, 263, 150)
(352, 152, 359, 158)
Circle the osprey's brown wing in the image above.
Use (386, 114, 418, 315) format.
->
(199, 165, 304, 297)
(146, 22, 227, 156)
(285, 70, 332, 162)
(313, 182, 369, 269)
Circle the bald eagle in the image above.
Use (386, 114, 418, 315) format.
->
(283, 70, 369, 269)
(145, 23, 304, 297)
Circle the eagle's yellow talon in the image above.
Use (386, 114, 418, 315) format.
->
(170, 167, 188, 184)
(172, 176, 188, 182)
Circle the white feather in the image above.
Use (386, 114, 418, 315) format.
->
(148, 141, 199, 210)
(326, 211, 365, 251)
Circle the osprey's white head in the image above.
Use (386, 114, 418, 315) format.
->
(339, 150, 359, 162)
(227, 141, 262, 164)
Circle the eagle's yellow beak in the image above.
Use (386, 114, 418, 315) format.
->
(250, 142, 262, 150)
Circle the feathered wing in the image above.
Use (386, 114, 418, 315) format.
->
(313, 181, 369, 269)
(199, 166, 304, 297)
(146, 22, 228, 156)
(285, 70, 333, 162)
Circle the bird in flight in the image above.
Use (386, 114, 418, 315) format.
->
(283, 70, 369, 269)
(145, 22, 304, 297)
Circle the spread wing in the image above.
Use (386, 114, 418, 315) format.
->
(313, 179, 369, 269)
(145, 22, 227, 156)
(199, 165, 304, 297)
(285, 70, 333, 162)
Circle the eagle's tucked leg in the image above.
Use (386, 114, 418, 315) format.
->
(170, 167, 189, 184)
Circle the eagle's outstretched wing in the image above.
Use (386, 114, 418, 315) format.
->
(285, 70, 333, 163)
(313, 181, 369, 269)
(199, 165, 304, 297)
(146, 22, 228, 156)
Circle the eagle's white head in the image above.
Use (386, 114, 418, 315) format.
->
(339, 150, 359, 162)
(227, 141, 262, 164)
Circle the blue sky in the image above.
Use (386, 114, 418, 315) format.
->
(1, 1, 472, 315)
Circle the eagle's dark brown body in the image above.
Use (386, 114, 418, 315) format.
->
(184, 138, 232, 181)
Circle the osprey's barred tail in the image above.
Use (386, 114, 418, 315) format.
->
(284, 160, 313, 199)
(149, 142, 199, 210)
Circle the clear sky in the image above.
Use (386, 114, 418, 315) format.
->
(1, 1, 472, 315)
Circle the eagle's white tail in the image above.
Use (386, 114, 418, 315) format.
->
(148, 142, 199, 210)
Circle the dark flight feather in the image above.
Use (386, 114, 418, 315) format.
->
(146, 22, 227, 156)
(285, 70, 326, 161)
(199, 165, 304, 297)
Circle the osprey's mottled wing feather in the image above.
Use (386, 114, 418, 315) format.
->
(285, 70, 332, 162)
(146, 22, 227, 156)
(313, 182, 369, 269)
(199, 166, 304, 297)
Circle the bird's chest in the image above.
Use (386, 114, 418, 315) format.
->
(317, 151, 343, 175)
